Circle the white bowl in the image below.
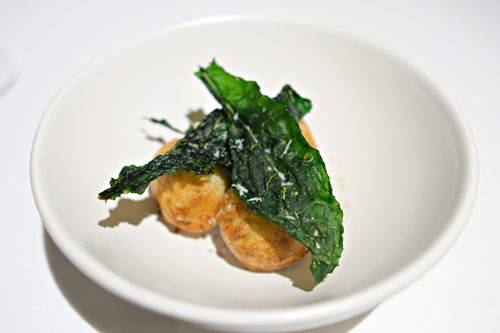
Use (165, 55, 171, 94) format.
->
(31, 16, 478, 332)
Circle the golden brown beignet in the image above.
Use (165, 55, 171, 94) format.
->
(216, 120, 316, 271)
(217, 191, 308, 271)
(150, 139, 230, 232)
(298, 120, 317, 148)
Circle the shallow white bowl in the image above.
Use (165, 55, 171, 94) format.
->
(31, 16, 478, 332)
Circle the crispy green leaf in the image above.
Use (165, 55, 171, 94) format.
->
(98, 109, 229, 200)
(274, 84, 312, 122)
(99, 85, 310, 201)
(148, 117, 185, 134)
(196, 61, 343, 283)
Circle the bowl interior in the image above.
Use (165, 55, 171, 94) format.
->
(32, 17, 471, 328)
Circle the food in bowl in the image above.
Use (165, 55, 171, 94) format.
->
(98, 61, 344, 283)
(149, 139, 231, 233)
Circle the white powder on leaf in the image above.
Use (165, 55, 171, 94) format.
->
(280, 140, 293, 158)
(232, 183, 248, 196)
(232, 138, 244, 150)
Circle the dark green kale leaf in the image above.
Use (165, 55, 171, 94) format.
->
(148, 117, 185, 134)
(274, 84, 312, 122)
(99, 85, 311, 201)
(98, 109, 229, 200)
(149, 86, 310, 134)
(196, 61, 343, 283)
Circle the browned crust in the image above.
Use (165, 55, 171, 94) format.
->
(149, 139, 230, 233)
(217, 191, 307, 271)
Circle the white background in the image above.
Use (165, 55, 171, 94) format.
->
(1, 0, 499, 332)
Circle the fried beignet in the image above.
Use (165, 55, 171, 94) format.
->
(217, 191, 308, 271)
(150, 139, 230, 232)
(216, 120, 316, 271)
(151, 120, 314, 259)
(298, 120, 316, 148)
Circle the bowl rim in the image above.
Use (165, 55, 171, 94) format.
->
(30, 14, 479, 331)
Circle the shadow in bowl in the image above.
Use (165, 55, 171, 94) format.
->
(98, 197, 159, 228)
(44, 229, 374, 332)
(96, 195, 337, 291)
(277, 253, 317, 291)
(155, 214, 212, 240)
(97, 195, 243, 266)
(206, 226, 245, 269)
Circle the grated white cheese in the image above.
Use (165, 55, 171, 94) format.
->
(233, 112, 239, 121)
(278, 172, 293, 186)
(232, 138, 244, 150)
(264, 148, 271, 154)
(286, 215, 295, 220)
(316, 242, 321, 249)
(280, 140, 293, 158)
(213, 150, 220, 158)
(247, 197, 262, 202)
(232, 183, 248, 196)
